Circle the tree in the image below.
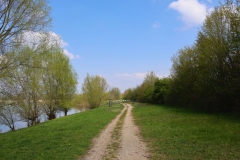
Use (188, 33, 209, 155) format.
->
(0, 0, 52, 125)
(82, 74, 108, 109)
(109, 87, 121, 100)
(72, 94, 89, 110)
(123, 71, 160, 103)
(142, 71, 158, 102)
(0, 105, 20, 131)
(144, 71, 158, 87)
(0, 46, 45, 127)
(13, 48, 44, 126)
(123, 88, 133, 101)
(55, 55, 78, 116)
(169, 46, 199, 107)
(0, 0, 51, 50)
(0, 0, 51, 80)
(41, 48, 78, 119)
(153, 78, 170, 104)
(169, 0, 240, 112)
(195, 1, 240, 111)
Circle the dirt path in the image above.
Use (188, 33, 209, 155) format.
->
(81, 104, 150, 160)
(116, 104, 149, 160)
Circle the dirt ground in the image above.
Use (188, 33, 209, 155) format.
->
(81, 103, 150, 160)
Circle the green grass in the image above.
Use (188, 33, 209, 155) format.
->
(0, 104, 123, 160)
(132, 103, 240, 160)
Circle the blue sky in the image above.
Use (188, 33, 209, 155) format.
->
(49, 0, 219, 93)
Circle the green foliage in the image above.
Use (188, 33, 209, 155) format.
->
(82, 74, 108, 109)
(42, 48, 78, 117)
(72, 94, 89, 110)
(152, 78, 170, 104)
(0, 0, 52, 79)
(133, 103, 240, 160)
(123, 71, 170, 104)
(169, 0, 240, 112)
(0, 104, 124, 160)
(0, 34, 78, 130)
(123, 88, 133, 100)
(108, 87, 121, 100)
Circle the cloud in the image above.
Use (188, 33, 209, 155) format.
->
(169, 0, 208, 28)
(63, 49, 74, 59)
(48, 31, 68, 47)
(115, 72, 146, 80)
(19, 31, 67, 47)
(208, 7, 214, 13)
(152, 22, 161, 29)
(18, 31, 78, 59)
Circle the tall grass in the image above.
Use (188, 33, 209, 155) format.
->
(0, 104, 123, 160)
(132, 103, 240, 160)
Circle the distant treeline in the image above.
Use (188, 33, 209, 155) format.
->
(123, 0, 240, 113)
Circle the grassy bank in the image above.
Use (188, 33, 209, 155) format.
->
(0, 104, 123, 160)
(132, 103, 240, 160)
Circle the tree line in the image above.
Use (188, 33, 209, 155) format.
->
(123, 71, 170, 105)
(0, 0, 78, 131)
(124, 0, 240, 113)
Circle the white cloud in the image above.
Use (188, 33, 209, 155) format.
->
(18, 31, 78, 59)
(115, 72, 146, 80)
(152, 22, 161, 28)
(169, 0, 208, 28)
(48, 31, 68, 47)
(20, 31, 66, 47)
(63, 49, 74, 59)
(208, 7, 214, 13)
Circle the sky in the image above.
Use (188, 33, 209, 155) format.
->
(48, 0, 219, 93)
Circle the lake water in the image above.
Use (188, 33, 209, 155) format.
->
(0, 108, 81, 133)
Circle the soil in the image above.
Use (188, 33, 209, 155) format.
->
(81, 103, 150, 160)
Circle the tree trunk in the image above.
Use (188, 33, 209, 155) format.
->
(48, 111, 56, 120)
(64, 108, 68, 116)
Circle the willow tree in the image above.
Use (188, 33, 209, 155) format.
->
(0, 105, 20, 131)
(0, 33, 50, 128)
(41, 48, 78, 119)
(52, 53, 78, 116)
(0, 0, 51, 78)
(0, 0, 52, 120)
(13, 47, 45, 126)
(82, 74, 108, 109)
(0, 0, 51, 50)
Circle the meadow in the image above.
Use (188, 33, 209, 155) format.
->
(0, 104, 123, 160)
(132, 103, 240, 160)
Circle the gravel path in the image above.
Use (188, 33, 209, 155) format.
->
(116, 104, 149, 160)
(81, 103, 150, 160)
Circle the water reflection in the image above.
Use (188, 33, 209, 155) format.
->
(0, 108, 81, 133)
